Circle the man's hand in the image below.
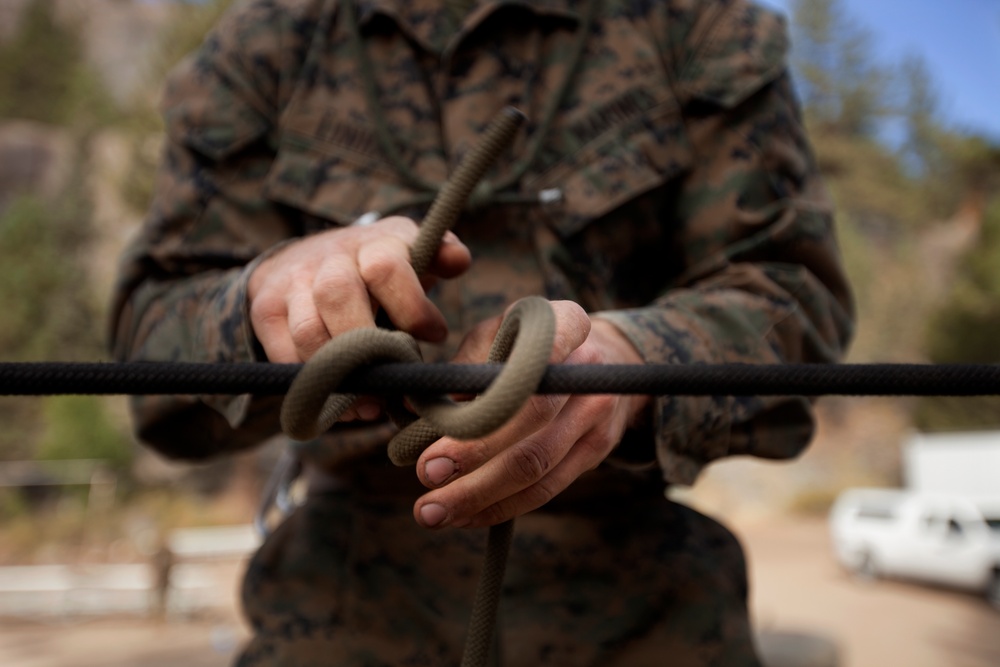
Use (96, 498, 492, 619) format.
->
(248, 216, 471, 420)
(412, 300, 651, 529)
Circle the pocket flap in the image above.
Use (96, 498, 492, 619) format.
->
(530, 100, 693, 237)
(162, 56, 271, 162)
(263, 130, 411, 226)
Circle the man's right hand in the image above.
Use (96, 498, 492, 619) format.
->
(247, 216, 471, 419)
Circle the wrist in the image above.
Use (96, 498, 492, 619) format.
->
(589, 317, 651, 426)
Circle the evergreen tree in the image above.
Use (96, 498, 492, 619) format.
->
(917, 197, 1000, 432)
(0, 0, 115, 127)
(789, 0, 890, 137)
(899, 54, 942, 174)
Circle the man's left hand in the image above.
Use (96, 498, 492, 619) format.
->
(413, 300, 651, 529)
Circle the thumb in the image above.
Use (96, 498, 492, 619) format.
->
(450, 314, 504, 364)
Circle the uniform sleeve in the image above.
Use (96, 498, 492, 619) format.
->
(596, 1, 855, 485)
(108, 0, 324, 460)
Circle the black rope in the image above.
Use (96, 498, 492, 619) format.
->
(3, 361, 1000, 396)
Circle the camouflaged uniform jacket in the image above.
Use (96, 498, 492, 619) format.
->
(110, 0, 854, 486)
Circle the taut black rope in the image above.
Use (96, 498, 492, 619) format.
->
(2, 361, 1000, 397)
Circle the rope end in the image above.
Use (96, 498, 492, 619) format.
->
(500, 106, 526, 124)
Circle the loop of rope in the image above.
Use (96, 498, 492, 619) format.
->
(406, 297, 556, 442)
(280, 328, 422, 440)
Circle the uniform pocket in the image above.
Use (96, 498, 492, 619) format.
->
(262, 127, 407, 226)
(529, 98, 694, 238)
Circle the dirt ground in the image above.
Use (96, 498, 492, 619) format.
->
(0, 516, 998, 667)
(739, 516, 1000, 667)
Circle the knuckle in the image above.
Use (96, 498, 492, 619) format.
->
(358, 244, 405, 289)
(288, 314, 327, 353)
(567, 342, 603, 365)
(587, 393, 616, 415)
(576, 430, 611, 462)
(462, 438, 492, 469)
(249, 293, 284, 325)
(452, 318, 503, 362)
(477, 501, 511, 527)
(313, 266, 358, 306)
(475, 480, 559, 527)
(448, 485, 489, 523)
(527, 477, 560, 508)
(380, 216, 420, 237)
(526, 394, 562, 425)
(504, 437, 552, 485)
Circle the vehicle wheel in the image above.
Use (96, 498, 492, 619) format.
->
(853, 551, 879, 583)
(987, 570, 1000, 610)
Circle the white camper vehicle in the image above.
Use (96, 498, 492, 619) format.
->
(904, 430, 1000, 498)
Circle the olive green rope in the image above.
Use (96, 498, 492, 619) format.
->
(280, 108, 554, 667)
(287, 3, 602, 660)
(409, 106, 525, 274)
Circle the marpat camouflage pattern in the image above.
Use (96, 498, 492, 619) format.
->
(110, 0, 854, 664)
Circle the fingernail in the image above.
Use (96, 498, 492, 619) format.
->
(420, 503, 449, 527)
(425, 457, 456, 486)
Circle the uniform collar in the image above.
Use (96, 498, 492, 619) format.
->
(355, 0, 582, 56)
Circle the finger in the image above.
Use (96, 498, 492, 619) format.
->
(464, 393, 625, 527)
(338, 397, 383, 423)
(286, 290, 333, 361)
(415, 300, 588, 477)
(357, 237, 448, 341)
(416, 388, 571, 488)
(414, 397, 593, 528)
(248, 296, 300, 363)
(462, 420, 610, 528)
(414, 389, 571, 498)
(255, 318, 299, 363)
(449, 315, 503, 364)
(375, 215, 423, 241)
(545, 300, 591, 363)
(424, 231, 472, 279)
(312, 261, 378, 340)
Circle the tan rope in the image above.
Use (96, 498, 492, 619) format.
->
(280, 107, 554, 667)
(408, 106, 525, 275)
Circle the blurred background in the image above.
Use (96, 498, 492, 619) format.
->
(0, 0, 997, 665)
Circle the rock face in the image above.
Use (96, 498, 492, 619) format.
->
(1, 0, 174, 105)
(64, 0, 176, 106)
(0, 0, 175, 284)
(0, 0, 32, 42)
(0, 120, 74, 211)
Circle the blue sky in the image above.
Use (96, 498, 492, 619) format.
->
(757, 0, 1000, 142)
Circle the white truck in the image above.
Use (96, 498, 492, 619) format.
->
(829, 430, 1000, 607)
(829, 488, 1000, 607)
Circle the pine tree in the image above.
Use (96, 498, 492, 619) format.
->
(789, 0, 890, 137)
